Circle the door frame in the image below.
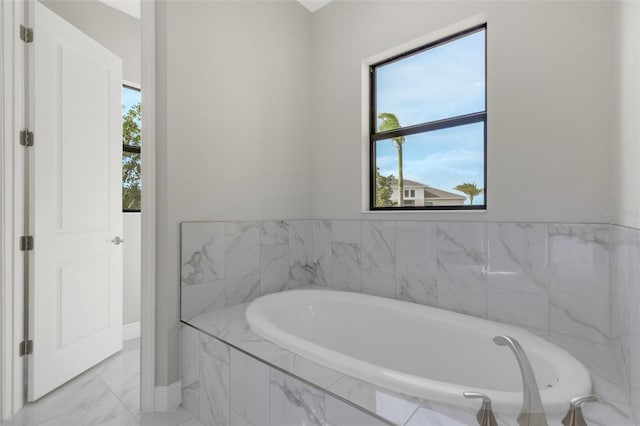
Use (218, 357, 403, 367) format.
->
(1, 0, 27, 419)
(0, 0, 157, 418)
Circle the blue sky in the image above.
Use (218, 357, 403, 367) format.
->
(375, 29, 485, 205)
(123, 86, 140, 113)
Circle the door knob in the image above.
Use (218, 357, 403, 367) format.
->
(111, 236, 124, 245)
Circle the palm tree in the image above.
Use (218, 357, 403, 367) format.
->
(453, 182, 484, 205)
(378, 113, 405, 206)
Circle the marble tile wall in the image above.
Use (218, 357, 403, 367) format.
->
(182, 220, 616, 340)
(610, 225, 640, 422)
(182, 220, 640, 423)
(181, 221, 314, 320)
(181, 325, 390, 426)
(312, 221, 613, 341)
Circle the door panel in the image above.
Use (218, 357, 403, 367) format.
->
(29, 1, 123, 401)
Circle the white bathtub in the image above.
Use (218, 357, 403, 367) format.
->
(246, 289, 591, 414)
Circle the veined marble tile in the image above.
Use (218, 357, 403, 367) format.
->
(437, 222, 486, 255)
(181, 222, 226, 285)
(200, 333, 230, 366)
(548, 332, 631, 415)
(631, 387, 640, 425)
(181, 281, 225, 321)
(331, 220, 360, 244)
(229, 410, 255, 426)
(137, 408, 196, 426)
(36, 392, 134, 426)
(229, 349, 270, 426)
(182, 326, 200, 421)
(185, 304, 292, 366)
(225, 222, 261, 306)
(610, 226, 632, 340)
(270, 369, 326, 426)
(611, 226, 640, 340)
(487, 285, 548, 332)
(261, 221, 289, 246)
(436, 222, 487, 318)
(549, 224, 610, 342)
(311, 220, 332, 286)
(405, 401, 478, 426)
(324, 395, 391, 426)
(362, 221, 395, 273)
(362, 269, 396, 299)
(624, 333, 640, 407)
(260, 243, 289, 295)
(176, 418, 204, 426)
(275, 353, 345, 389)
(487, 222, 549, 291)
(331, 242, 362, 292)
(3, 365, 115, 425)
(327, 376, 419, 426)
(199, 334, 230, 426)
(289, 220, 314, 288)
(396, 222, 437, 307)
(629, 232, 640, 337)
(99, 347, 140, 417)
(185, 304, 250, 342)
(181, 222, 227, 319)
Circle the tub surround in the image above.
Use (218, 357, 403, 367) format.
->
(246, 289, 591, 414)
(181, 221, 314, 320)
(181, 220, 612, 341)
(181, 220, 639, 424)
(611, 225, 640, 421)
(181, 292, 633, 425)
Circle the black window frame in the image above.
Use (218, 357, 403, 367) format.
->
(369, 24, 487, 211)
(123, 84, 141, 213)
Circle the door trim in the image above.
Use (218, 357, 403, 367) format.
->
(140, 0, 156, 413)
(1, 0, 26, 420)
(0, 0, 157, 417)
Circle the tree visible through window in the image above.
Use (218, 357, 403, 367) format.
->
(370, 25, 487, 210)
(122, 85, 141, 211)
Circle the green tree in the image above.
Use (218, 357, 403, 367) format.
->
(122, 103, 141, 210)
(453, 182, 484, 205)
(375, 167, 395, 207)
(378, 113, 405, 206)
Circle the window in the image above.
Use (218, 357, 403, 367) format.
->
(122, 85, 141, 212)
(370, 25, 486, 210)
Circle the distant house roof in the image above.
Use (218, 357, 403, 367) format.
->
(390, 179, 466, 200)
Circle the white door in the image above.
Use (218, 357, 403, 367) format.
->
(29, 1, 124, 401)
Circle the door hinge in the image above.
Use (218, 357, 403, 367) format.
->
(20, 236, 34, 251)
(20, 129, 34, 147)
(20, 25, 33, 43)
(19, 340, 33, 356)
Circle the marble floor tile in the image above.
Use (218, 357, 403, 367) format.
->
(2, 339, 199, 426)
(99, 348, 141, 417)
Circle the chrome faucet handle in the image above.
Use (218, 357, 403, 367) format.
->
(561, 395, 598, 426)
(463, 392, 498, 426)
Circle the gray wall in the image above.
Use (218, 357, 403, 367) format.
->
(156, 0, 311, 386)
(39, 0, 141, 84)
(613, 1, 640, 229)
(310, 1, 616, 222)
(157, 0, 638, 393)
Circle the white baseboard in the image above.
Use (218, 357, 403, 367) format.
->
(123, 321, 141, 341)
(154, 381, 182, 412)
